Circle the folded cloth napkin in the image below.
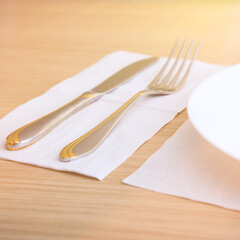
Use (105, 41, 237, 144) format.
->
(123, 120, 240, 211)
(0, 51, 224, 180)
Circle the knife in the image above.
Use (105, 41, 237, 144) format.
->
(6, 57, 158, 150)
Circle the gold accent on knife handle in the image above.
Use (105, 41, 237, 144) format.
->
(6, 91, 101, 150)
(60, 91, 148, 161)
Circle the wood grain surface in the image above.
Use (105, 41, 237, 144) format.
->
(1, 1, 240, 239)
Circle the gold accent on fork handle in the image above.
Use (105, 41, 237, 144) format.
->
(6, 91, 101, 150)
(60, 91, 148, 161)
(60, 39, 202, 161)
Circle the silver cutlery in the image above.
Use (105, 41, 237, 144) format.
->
(60, 39, 201, 162)
(6, 57, 157, 150)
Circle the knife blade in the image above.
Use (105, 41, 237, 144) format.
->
(6, 57, 158, 150)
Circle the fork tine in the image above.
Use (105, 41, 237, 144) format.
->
(157, 38, 187, 89)
(173, 41, 202, 90)
(167, 39, 195, 88)
(148, 38, 179, 88)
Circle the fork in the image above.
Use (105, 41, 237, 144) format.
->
(60, 39, 201, 162)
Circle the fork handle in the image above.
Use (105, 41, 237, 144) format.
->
(6, 91, 101, 150)
(60, 90, 148, 161)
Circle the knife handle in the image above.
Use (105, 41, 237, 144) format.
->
(6, 91, 101, 150)
(60, 90, 148, 162)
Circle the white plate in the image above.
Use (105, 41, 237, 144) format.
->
(188, 64, 240, 161)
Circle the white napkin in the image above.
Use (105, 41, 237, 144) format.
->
(0, 51, 224, 180)
(123, 120, 240, 211)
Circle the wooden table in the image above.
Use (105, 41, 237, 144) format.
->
(1, 1, 240, 239)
